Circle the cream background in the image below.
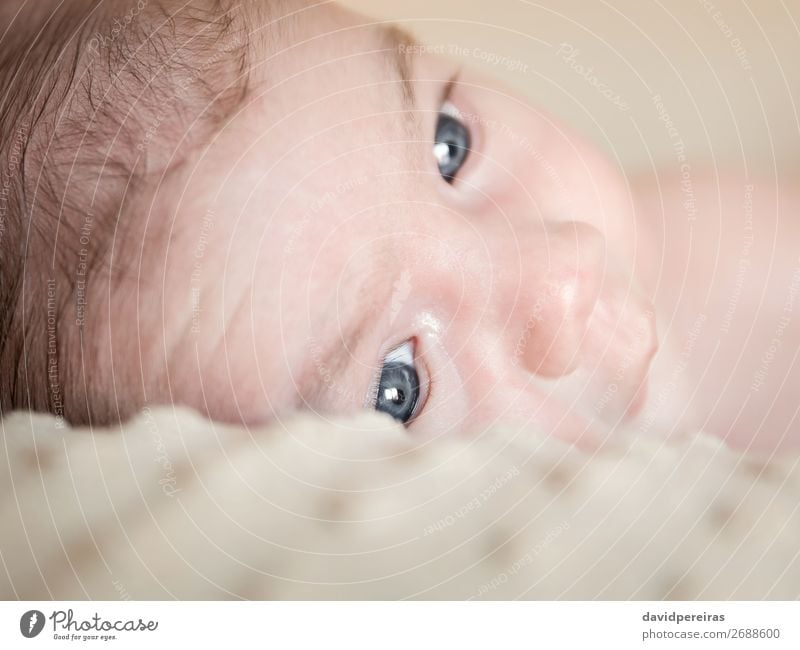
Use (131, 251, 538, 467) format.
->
(340, 0, 800, 179)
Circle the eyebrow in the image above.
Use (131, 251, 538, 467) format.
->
(380, 25, 418, 111)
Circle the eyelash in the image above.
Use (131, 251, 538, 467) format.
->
(434, 77, 473, 184)
(367, 338, 430, 427)
(441, 75, 458, 109)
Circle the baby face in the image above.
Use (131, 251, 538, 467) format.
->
(130, 2, 657, 442)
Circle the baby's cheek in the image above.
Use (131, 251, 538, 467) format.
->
(460, 370, 609, 448)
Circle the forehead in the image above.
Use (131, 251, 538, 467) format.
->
(244, 6, 419, 119)
(181, 10, 435, 412)
(223, 13, 428, 244)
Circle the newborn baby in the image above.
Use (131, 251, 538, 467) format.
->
(1, 0, 798, 451)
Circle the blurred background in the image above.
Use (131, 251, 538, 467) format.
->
(341, 0, 800, 181)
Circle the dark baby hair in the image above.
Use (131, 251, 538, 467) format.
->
(0, 0, 251, 425)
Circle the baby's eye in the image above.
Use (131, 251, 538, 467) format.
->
(433, 102, 471, 183)
(372, 340, 425, 425)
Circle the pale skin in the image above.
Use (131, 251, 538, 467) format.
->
(97, 0, 798, 452)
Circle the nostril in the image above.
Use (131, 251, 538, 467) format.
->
(581, 287, 659, 420)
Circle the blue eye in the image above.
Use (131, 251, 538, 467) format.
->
(433, 104, 471, 183)
(373, 341, 422, 425)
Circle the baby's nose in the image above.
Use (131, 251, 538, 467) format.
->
(509, 220, 607, 378)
